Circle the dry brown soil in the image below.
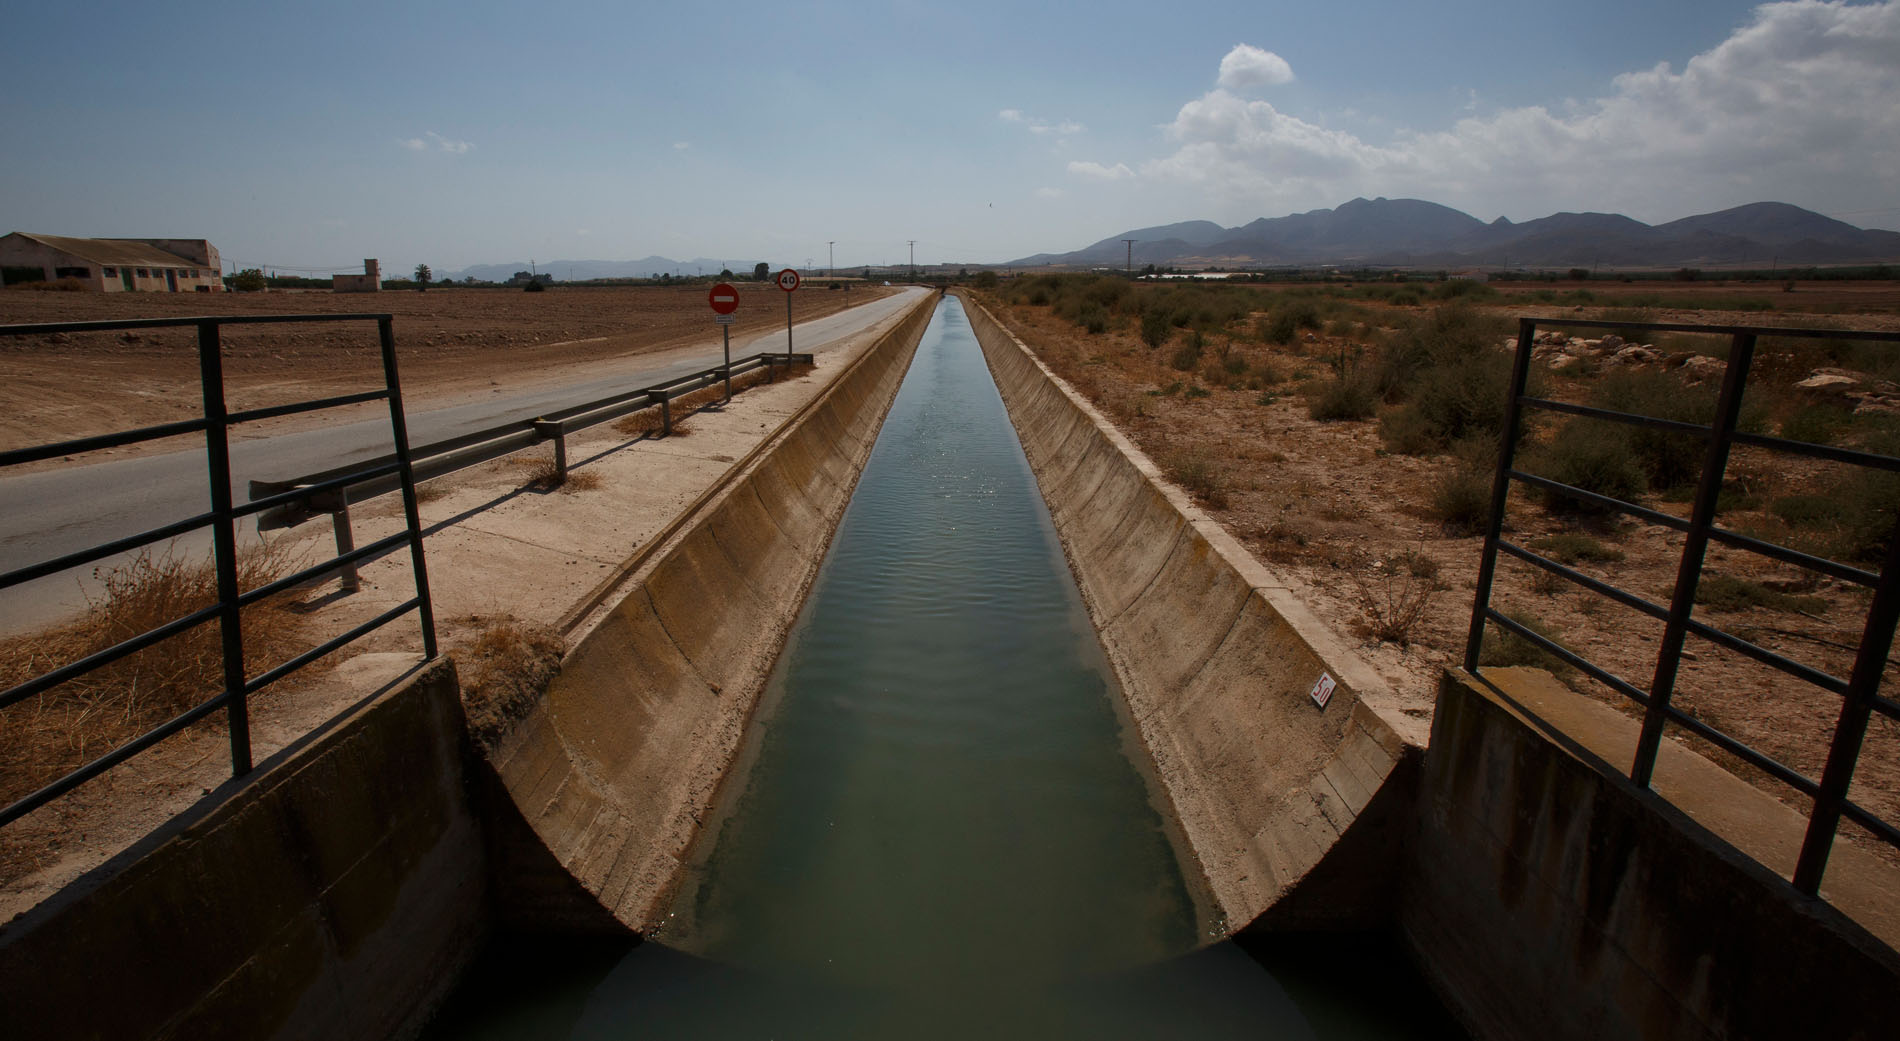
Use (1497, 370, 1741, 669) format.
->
(973, 280, 1900, 868)
(0, 281, 891, 453)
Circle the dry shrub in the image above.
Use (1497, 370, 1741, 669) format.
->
(613, 409, 666, 438)
(1478, 609, 1574, 674)
(1349, 550, 1439, 645)
(519, 457, 602, 492)
(1306, 376, 1377, 421)
(0, 545, 304, 805)
(457, 620, 563, 751)
(1431, 467, 1493, 535)
(520, 456, 568, 489)
(1165, 450, 1230, 509)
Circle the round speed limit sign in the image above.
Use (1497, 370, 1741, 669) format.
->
(776, 268, 801, 292)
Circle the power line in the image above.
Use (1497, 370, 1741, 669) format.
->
(225, 260, 366, 274)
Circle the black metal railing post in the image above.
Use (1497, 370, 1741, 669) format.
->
(1632, 333, 1756, 787)
(1453, 316, 1900, 898)
(1464, 317, 1539, 671)
(196, 319, 251, 774)
(1794, 522, 1900, 893)
(379, 317, 437, 659)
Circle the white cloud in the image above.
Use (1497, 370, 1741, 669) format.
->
(1036, 186, 1065, 199)
(400, 131, 473, 155)
(673, 141, 691, 151)
(1068, 160, 1134, 181)
(1216, 44, 1294, 89)
(999, 108, 1084, 137)
(1079, 1, 1900, 223)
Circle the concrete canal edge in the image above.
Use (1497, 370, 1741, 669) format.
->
(475, 290, 936, 933)
(1413, 666, 1900, 1040)
(958, 291, 1430, 933)
(0, 292, 935, 1040)
(961, 290, 1900, 1040)
(0, 659, 485, 1041)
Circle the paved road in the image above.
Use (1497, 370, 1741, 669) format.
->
(0, 288, 927, 631)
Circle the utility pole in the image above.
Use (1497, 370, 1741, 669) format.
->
(908, 240, 916, 282)
(1123, 238, 1136, 277)
(828, 241, 835, 277)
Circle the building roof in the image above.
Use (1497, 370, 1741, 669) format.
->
(5, 233, 199, 269)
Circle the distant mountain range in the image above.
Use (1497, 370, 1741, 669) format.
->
(1007, 199, 1900, 270)
(441, 256, 747, 282)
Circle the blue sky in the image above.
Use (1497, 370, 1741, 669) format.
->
(3, 1, 1895, 275)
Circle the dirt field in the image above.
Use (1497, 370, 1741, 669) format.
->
(0, 282, 891, 453)
(973, 277, 1900, 869)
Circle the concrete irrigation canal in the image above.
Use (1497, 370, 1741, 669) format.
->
(3, 291, 1893, 1040)
(424, 297, 1460, 1038)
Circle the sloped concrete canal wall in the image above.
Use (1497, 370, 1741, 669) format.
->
(479, 292, 936, 932)
(959, 293, 1429, 932)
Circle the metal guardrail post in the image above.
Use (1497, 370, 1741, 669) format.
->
(1464, 317, 1539, 671)
(1795, 525, 1900, 893)
(330, 507, 361, 592)
(379, 317, 437, 659)
(656, 390, 672, 436)
(196, 319, 252, 775)
(533, 420, 568, 479)
(1631, 333, 1756, 787)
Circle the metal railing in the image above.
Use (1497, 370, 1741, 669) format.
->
(248, 351, 815, 565)
(0, 314, 436, 828)
(1465, 317, 1900, 895)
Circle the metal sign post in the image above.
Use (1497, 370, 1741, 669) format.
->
(708, 282, 739, 399)
(777, 268, 801, 366)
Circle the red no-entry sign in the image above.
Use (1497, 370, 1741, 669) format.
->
(776, 268, 801, 292)
(708, 282, 740, 314)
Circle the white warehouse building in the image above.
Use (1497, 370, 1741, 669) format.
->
(0, 233, 224, 292)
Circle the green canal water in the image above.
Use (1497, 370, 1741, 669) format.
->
(427, 299, 1463, 1040)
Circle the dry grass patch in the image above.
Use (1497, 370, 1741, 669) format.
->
(0, 544, 305, 807)
(518, 456, 602, 492)
(1163, 449, 1231, 510)
(612, 410, 666, 438)
(456, 618, 564, 752)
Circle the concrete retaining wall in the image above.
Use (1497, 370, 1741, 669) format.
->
(482, 292, 936, 933)
(1409, 667, 1900, 1040)
(0, 660, 484, 1041)
(958, 293, 1428, 931)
